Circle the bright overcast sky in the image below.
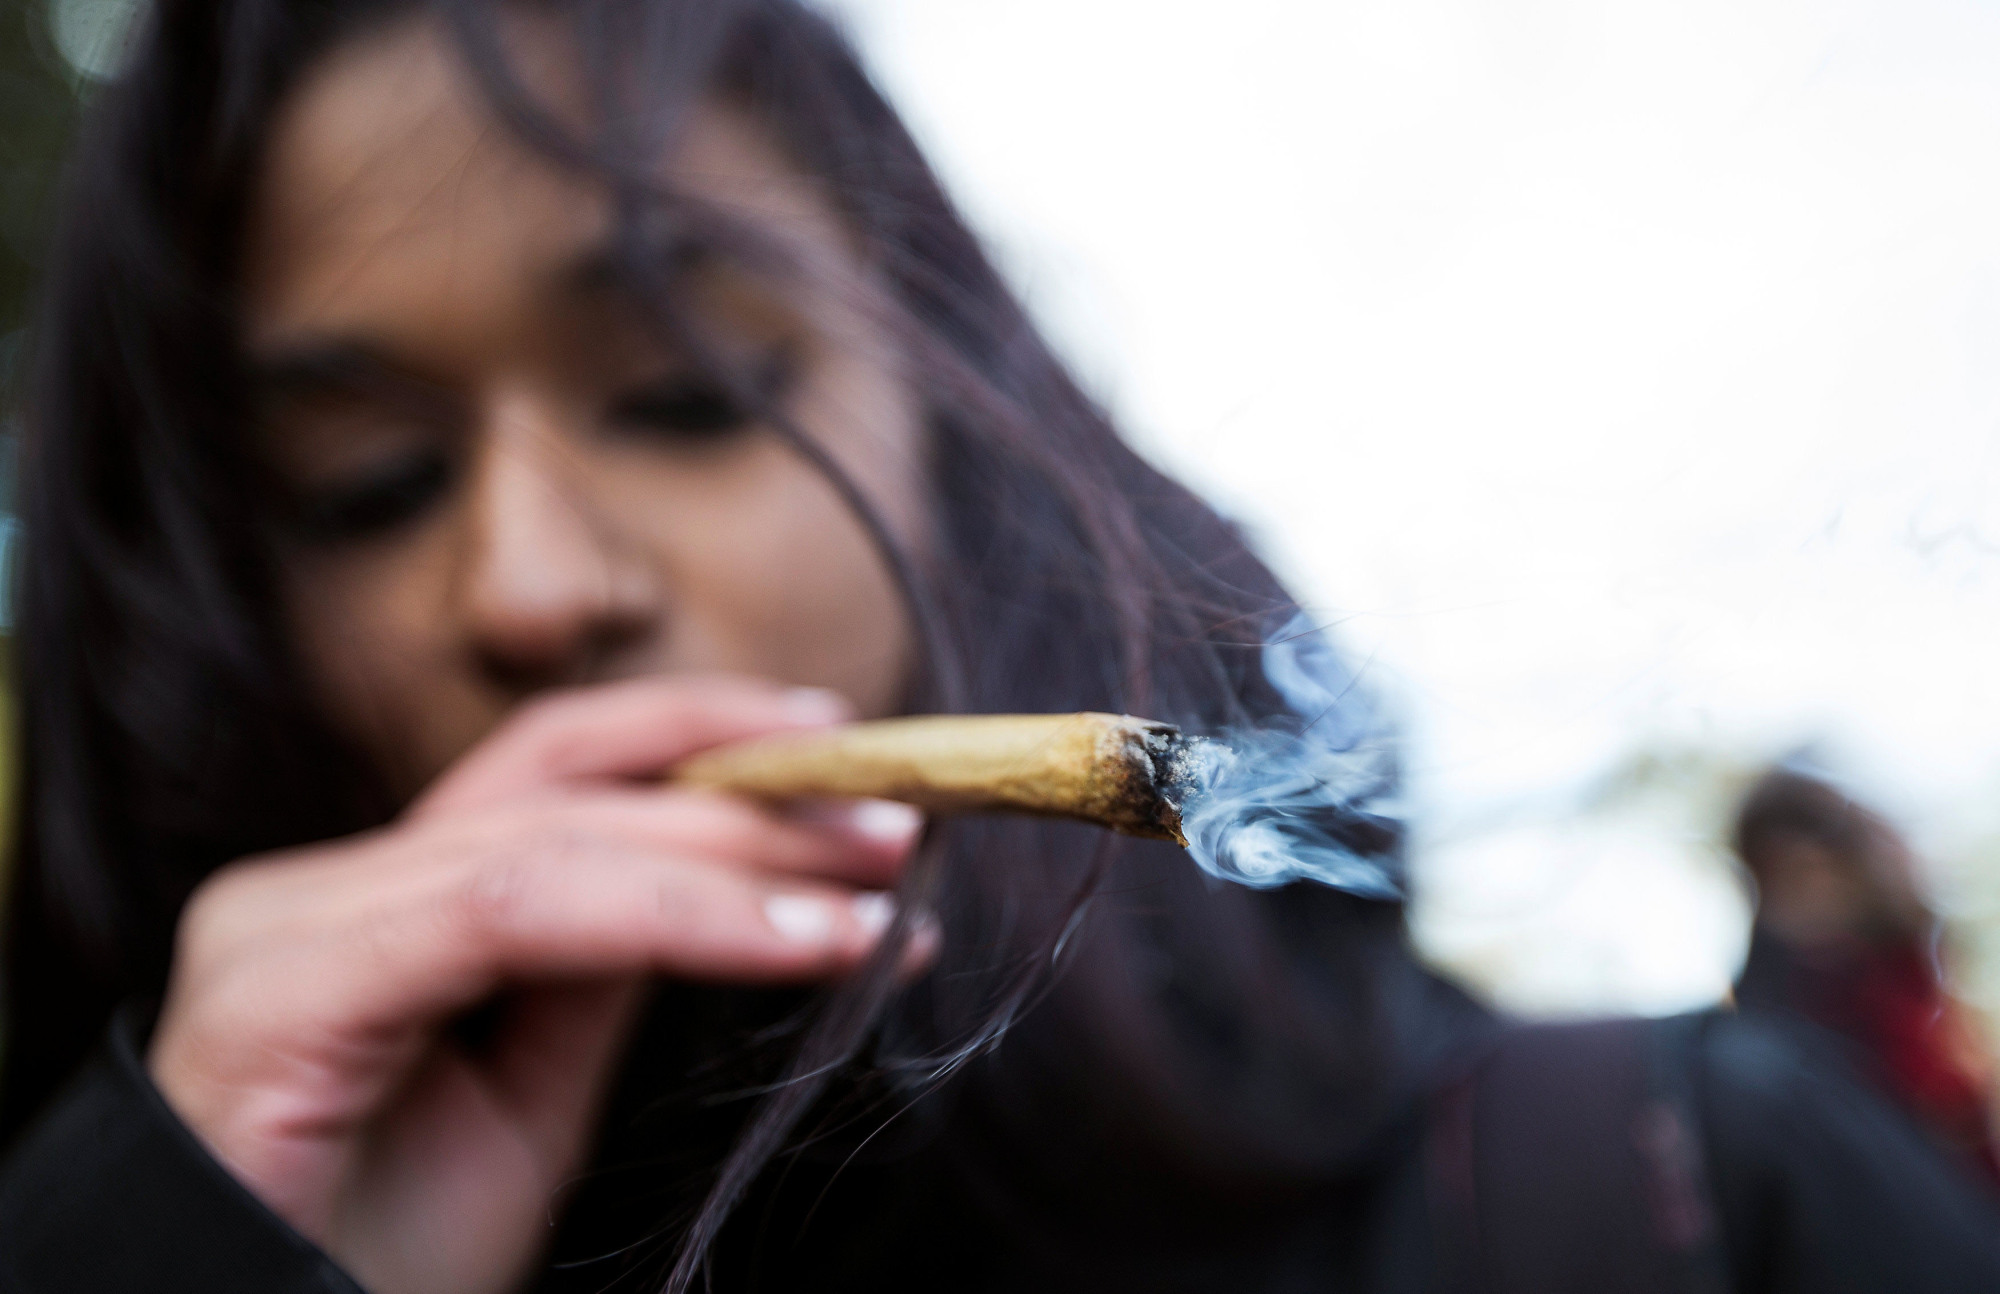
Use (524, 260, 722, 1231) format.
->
(821, 0, 2000, 1014)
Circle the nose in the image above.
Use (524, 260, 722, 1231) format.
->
(455, 394, 660, 693)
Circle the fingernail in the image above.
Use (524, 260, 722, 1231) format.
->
(848, 799, 923, 846)
(783, 687, 852, 724)
(851, 891, 896, 938)
(765, 894, 836, 944)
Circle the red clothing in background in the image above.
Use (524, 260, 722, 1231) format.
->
(1737, 926, 2000, 1189)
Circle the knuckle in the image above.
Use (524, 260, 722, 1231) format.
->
(650, 873, 700, 930)
(509, 689, 570, 733)
(176, 878, 226, 943)
(175, 862, 256, 953)
(649, 878, 728, 956)
(448, 857, 543, 938)
(513, 699, 613, 782)
(443, 823, 588, 937)
(487, 696, 567, 761)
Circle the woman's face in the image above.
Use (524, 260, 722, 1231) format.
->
(243, 17, 921, 800)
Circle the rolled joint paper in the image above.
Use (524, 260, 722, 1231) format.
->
(671, 712, 1206, 845)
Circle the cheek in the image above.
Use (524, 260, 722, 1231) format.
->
(279, 525, 502, 793)
(594, 331, 928, 717)
(605, 436, 917, 716)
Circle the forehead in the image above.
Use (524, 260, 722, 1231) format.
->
(243, 14, 841, 354)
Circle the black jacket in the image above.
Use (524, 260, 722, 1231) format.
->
(5, 999, 2000, 1294)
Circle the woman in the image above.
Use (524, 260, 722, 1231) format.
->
(1732, 766, 2000, 1185)
(0, 2, 1994, 1292)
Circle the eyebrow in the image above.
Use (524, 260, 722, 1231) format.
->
(246, 340, 455, 412)
(560, 230, 714, 300)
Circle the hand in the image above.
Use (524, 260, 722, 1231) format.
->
(147, 676, 923, 1294)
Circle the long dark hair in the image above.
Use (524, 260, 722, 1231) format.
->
(2, 2, 1481, 1288)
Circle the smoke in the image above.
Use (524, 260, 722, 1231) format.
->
(1178, 614, 1404, 898)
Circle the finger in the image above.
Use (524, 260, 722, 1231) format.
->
(536, 789, 923, 888)
(291, 848, 899, 1038)
(414, 674, 854, 818)
(185, 790, 921, 960)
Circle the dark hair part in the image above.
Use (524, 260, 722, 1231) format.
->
(3, 2, 1472, 1288)
(1733, 769, 1873, 869)
(1731, 765, 1929, 940)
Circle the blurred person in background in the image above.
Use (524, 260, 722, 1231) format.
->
(1733, 765, 2000, 1187)
(0, 2, 1996, 1292)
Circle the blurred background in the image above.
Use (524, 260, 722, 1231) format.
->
(6, 0, 2000, 1042)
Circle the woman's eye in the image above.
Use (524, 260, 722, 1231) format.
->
(606, 352, 793, 445)
(605, 379, 753, 441)
(285, 452, 454, 542)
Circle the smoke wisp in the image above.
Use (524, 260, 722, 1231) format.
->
(1177, 614, 1403, 898)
